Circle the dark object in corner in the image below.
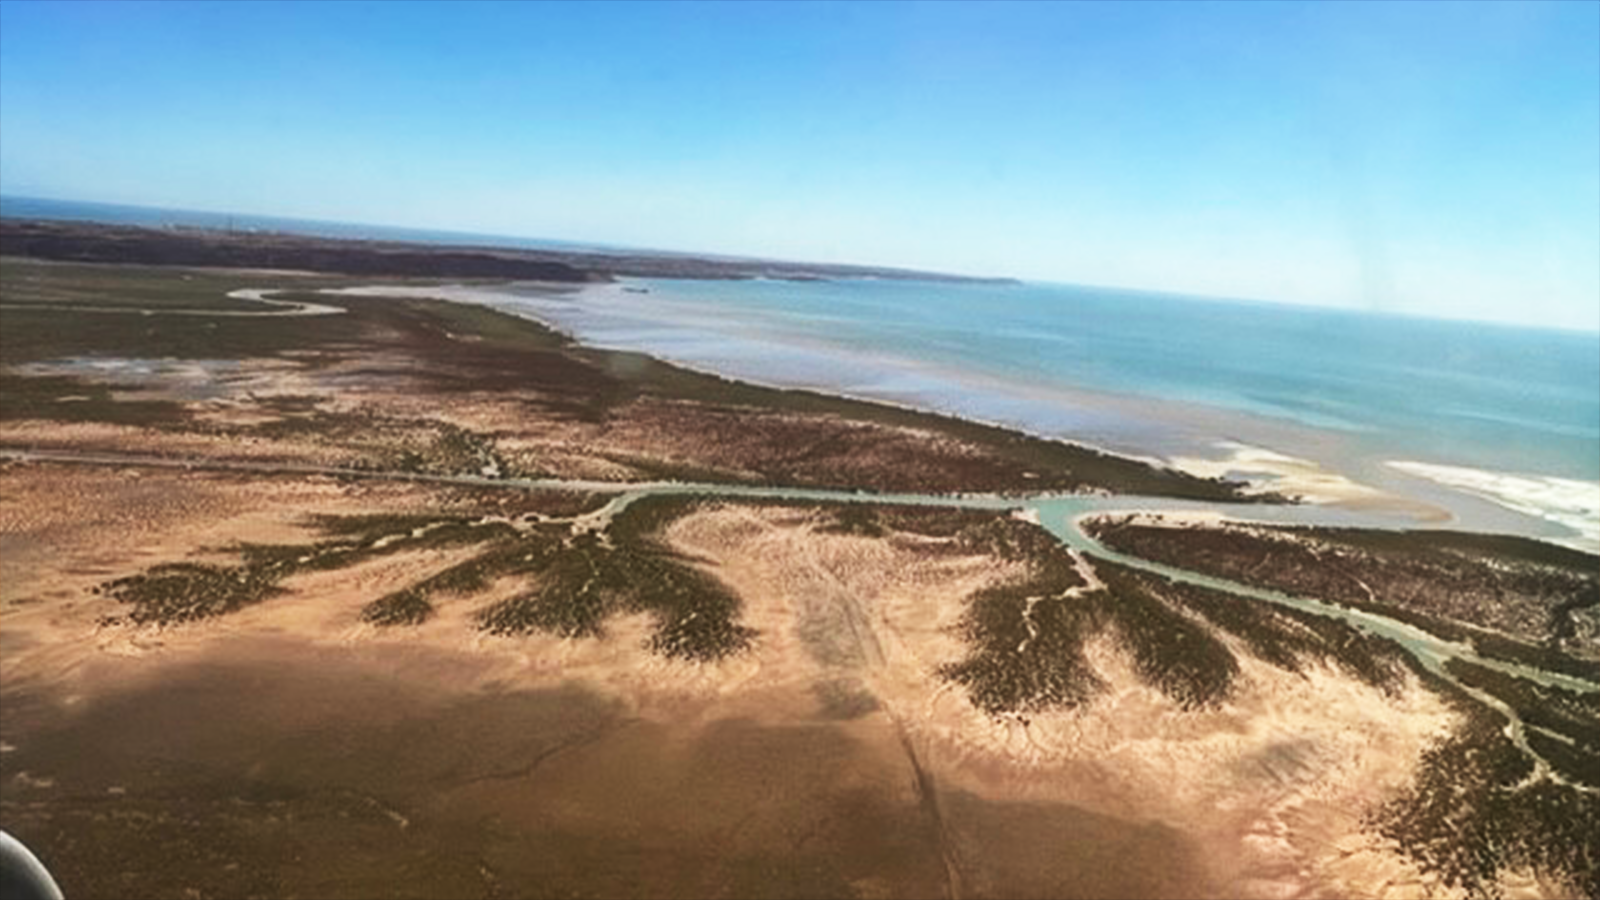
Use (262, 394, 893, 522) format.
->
(0, 830, 65, 900)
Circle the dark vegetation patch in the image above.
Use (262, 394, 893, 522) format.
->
(748, 502, 1019, 548)
(335, 419, 512, 477)
(871, 506, 1002, 538)
(936, 519, 1422, 717)
(938, 572, 1104, 718)
(358, 538, 552, 627)
(605, 494, 702, 545)
(100, 493, 756, 663)
(2, 215, 1014, 283)
(474, 497, 756, 662)
(100, 562, 287, 624)
(939, 555, 1246, 717)
(951, 515, 1074, 563)
(0, 256, 308, 310)
(102, 515, 518, 626)
(433, 486, 608, 519)
(925, 519, 1196, 715)
(2, 258, 1259, 499)
(816, 504, 889, 537)
(1368, 668, 1600, 900)
(1093, 563, 1241, 709)
(1444, 658, 1600, 788)
(0, 371, 186, 426)
(0, 296, 367, 366)
(1124, 567, 1412, 694)
(938, 536, 1245, 713)
(474, 531, 755, 661)
(1087, 519, 1600, 678)
(358, 587, 436, 627)
(1525, 731, 1600, 791)
(815, 503, 1067, 555)
(2, 219, 595, 281)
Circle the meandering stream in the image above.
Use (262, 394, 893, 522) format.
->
(3, 282, 1594, 791)
(592, 478, 1597, 791)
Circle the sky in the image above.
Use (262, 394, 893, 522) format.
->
(1, 0, 1596, 331)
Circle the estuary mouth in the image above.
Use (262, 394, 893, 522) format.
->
(2, 178, 1596, 900)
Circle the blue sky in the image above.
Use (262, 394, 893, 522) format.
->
(1, 0, 1596, 330)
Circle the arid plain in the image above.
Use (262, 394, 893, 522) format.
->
(1, 230, 1595, 900)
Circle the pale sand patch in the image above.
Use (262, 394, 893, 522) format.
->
(10, 352, 424, 406)
(1388, 459, 1600, 551)
(2, 479, 1473, 898)
(659, 504, 1023, 721)
(0, 419, 368, 467)
(0, 464, 462, 690)
(1172, 441, 1449, 521)
(1088, 509, 1234, 530)
(3, 395, 645, 485)
(887, 622, 1458, 898)
(658, 503, 1461, 899)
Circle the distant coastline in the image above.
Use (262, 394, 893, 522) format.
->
(426, 279, 1600, 552)
(2, 199, 1593, 552)
(0, 195, 1019, 285)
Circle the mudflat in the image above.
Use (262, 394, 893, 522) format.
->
(0, 471, 1219, 900)
(1, 250, 1595, 899)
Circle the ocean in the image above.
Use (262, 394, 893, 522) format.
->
(451, 278, 1600, 549)
(6, 195, 1598, 549)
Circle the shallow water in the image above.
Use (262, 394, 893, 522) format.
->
(12, 192, 1595, 544)
(457, 277, 1599, 550)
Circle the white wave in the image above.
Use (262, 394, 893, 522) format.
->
(1386, 461, 1600, 550)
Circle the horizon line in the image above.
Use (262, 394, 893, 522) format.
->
(3, 190, 1596, 337)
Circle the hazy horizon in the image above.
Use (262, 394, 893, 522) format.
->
(10, 190, 1600, 340)
(1, 0, 1597, 331)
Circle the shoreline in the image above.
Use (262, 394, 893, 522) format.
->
(0, 211, 1018, 285)
(333, 280, 1599, 552)
(2, 249, 1592, 550)
(541, 283, 1600, 552)
(0, 256, 1254, 502)
(4, 258, 1597, 900)
(326, 283, 1182, 471)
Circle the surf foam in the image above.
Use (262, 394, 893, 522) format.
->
(1386, 460, 1600, 551)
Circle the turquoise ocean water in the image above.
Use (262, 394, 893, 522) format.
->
(6, 196, 1597, 547)
(615, 277, 1598, 481)
(473, 276, 1598, 548)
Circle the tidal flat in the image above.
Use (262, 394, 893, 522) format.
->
(2, 244, 1597, 899)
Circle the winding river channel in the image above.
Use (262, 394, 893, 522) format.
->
(6, 448, 1594, 700)
(2, 283, 1594, 792)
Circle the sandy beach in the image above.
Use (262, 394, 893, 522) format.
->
(390, 280, 1598, 554)
(0, 465, 1467, 899)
